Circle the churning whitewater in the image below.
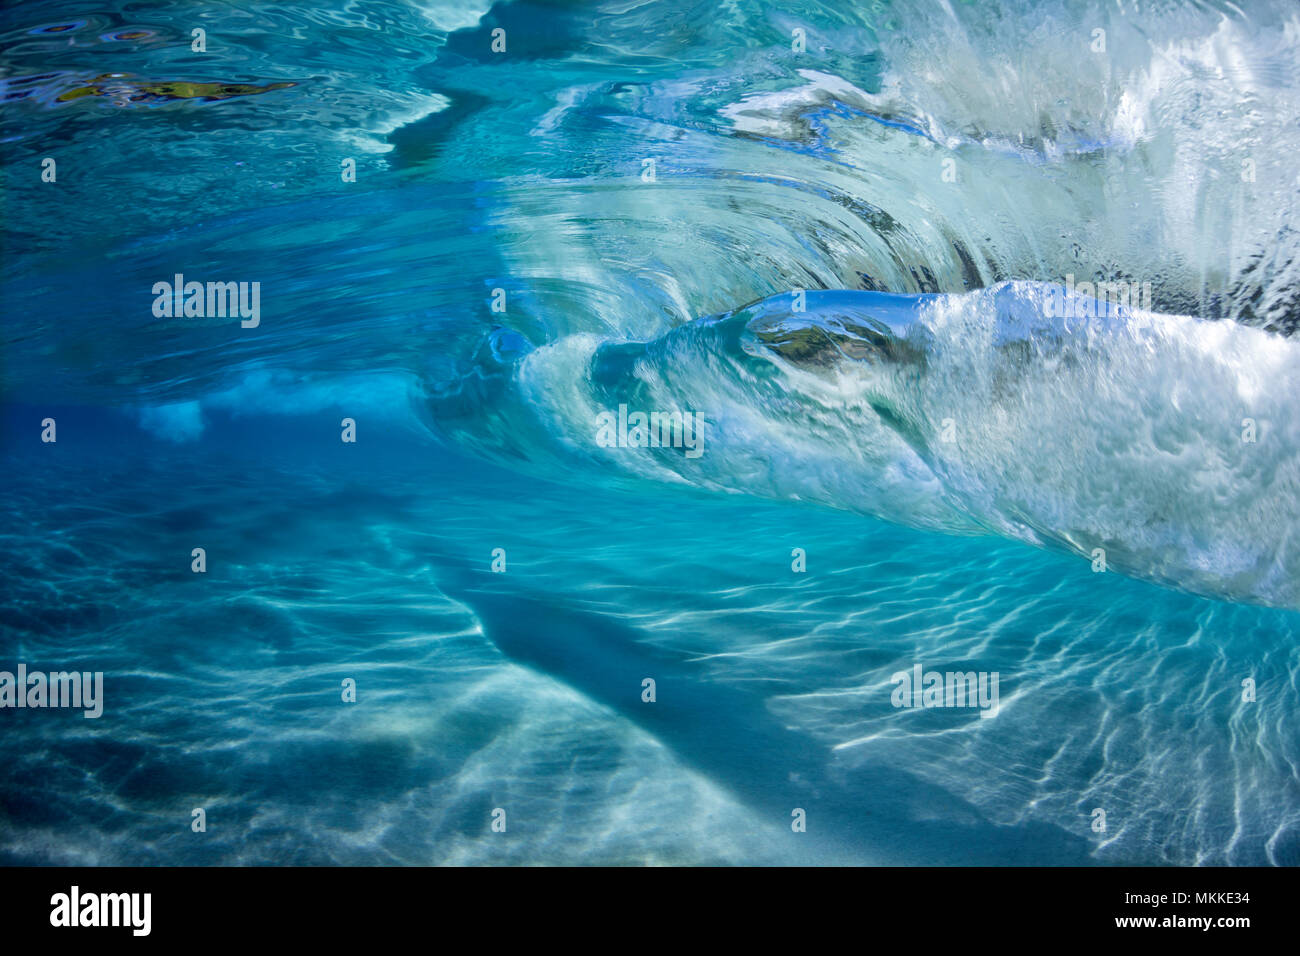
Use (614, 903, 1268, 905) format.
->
(429, 282, 1300, 608)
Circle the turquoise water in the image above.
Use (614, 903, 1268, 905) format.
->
(2, 0, 1299, 865)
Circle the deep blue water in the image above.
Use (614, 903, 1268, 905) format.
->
(2, 0, 1299, 865)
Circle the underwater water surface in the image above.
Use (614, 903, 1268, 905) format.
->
(2, 0, 1298, 866)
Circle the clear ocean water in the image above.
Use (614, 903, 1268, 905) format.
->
(2, 0, 1298, 866)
